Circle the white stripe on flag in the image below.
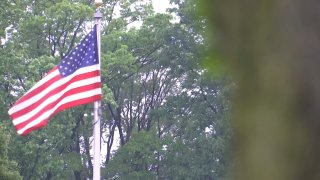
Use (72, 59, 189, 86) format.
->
(12, 76, 101, 126)
(9, 65, 100, 115)
(17, 88, 102, 135)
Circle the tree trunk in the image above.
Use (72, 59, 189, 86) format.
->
(202, 0, 320, 179)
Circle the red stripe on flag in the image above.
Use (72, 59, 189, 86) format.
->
(19, 94, 101, 136)
(14, 83, 101, 131)
(14, 66, 60, 105)
(10, 70, 100, 119)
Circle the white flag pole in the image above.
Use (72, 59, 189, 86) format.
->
(93, 1, 103, 180)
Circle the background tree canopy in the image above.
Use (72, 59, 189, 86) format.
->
(0, 0, 232, 179)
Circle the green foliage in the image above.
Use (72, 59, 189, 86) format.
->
(0, 0, 232, 179)
(0, 126, 22, 180)
(155, 74, 232, 179)
(103, 130, 161, 179)
(8, 107, 93, 179)
(102, 45, 137, 79)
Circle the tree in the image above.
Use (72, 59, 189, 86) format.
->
(201, 0, 320, 179)
(103, 130, 161, 179)
(101, 0, 232, 179)
(157, 74, 232, 179)
(2, 1, 97, 179)
(0, 0, 232, 179)
(0, 125, 22, 180)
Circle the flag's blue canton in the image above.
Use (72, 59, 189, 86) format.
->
(58, 25, 98, 77)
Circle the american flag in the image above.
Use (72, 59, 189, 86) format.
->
(8, 25, 102, 136)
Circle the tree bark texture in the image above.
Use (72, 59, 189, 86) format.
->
(202, 0, 320, 179)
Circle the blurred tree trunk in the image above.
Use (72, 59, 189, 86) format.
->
(201, 0, 320, 179)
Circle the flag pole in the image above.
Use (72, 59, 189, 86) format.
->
(93, 1, 103, 180)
